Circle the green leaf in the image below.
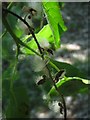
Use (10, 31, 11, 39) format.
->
(43, 2, 67, 48)
(21, 2, 67, 54)
(50, 59, 86, 78)
(2, 33, 15, 60)
(5, 86, 30, 118)
(21, 1, 67, 54)
(48, 77, 89, 97)
(2, 61, 18, 81)
(21, 24, 54, 54)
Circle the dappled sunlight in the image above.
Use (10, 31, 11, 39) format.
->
(72, 52, 87, 62)
(61, 43, 81, 51)
(55, 57, 72, 64)
(36, 110, 52, 118)
(55, 43, 87, 65)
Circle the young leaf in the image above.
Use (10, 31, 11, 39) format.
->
(58, 102, 64, 114)
(48, 77, 89, 97)
(22, 1, 68, 55)
(21, 24, 54, 55)
(43, 2, 67, 48)
(50, 59, 86, 78)
(54, 69, 66, 83)
(46, 48, 53, 55)
(37, 78, 46, 85)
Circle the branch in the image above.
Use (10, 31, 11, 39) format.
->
(2, 15, 40, 56)
(2, 7, 67, 119)
(46, 65, 67, 120)
(2, 7, 43, 56)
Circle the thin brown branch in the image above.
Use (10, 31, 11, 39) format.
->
(46, 65, 67, 120)
(2, 7, 67, 119)
(2, 7, 43, 56)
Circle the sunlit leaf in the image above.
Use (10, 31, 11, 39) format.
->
(21, 2, 67, 54)
(21, 24, 54, 55)
(43, 2, 67, 48)
(48, 77, 89, 97)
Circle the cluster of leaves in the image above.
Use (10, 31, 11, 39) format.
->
(2, 2, 89, 119)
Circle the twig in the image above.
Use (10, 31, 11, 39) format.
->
(46, 65, 67, 120)
(2, 7, 67, 119)
(2, 15, 40, 56)
(2, 8, 43, 56)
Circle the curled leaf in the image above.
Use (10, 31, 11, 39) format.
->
(42, 74, 47, 80)
(60, 107, 63, 114)
(28, 15, 31, 19)
(58, 102, 63, 114)
(22, 6, 37, 15)
(47, 48, 53, 55)
(37, 78, 46, 85)
(54, 69, 66, 83)
(29, 8, 37, 16)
